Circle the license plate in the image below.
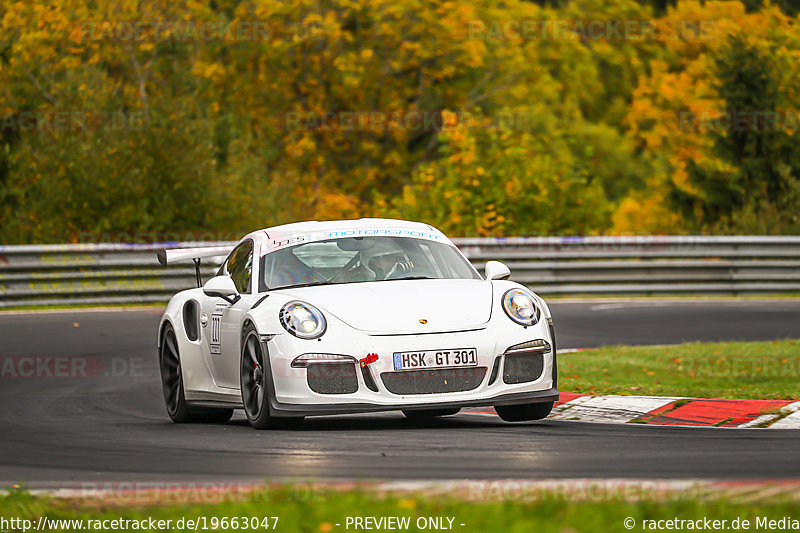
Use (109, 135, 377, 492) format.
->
(393, 348, 478, 371)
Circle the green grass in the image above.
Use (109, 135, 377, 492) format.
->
(561, 339, 800, 399)
(2, 486, 799, 533)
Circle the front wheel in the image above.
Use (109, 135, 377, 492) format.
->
(240, 325, 303, 429)
(495, 401, 553, 422)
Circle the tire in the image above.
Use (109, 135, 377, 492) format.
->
(402, 408, 461, 420)
(240, 324, 304, 429)
(159, 324, 233, 424)
(495, 401, 554, 422)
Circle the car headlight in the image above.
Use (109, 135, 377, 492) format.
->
(502, 288, 540, 326)
(280, 301, 327, 339)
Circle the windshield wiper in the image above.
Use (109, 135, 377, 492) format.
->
(274, 277, 435, 289)
(273, 280, 333, 290)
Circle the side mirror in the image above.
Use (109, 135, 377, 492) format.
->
(485, 260, 511, 281)
(203, 276, 240, 304)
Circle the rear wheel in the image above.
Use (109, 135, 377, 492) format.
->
(159, 324, 233, 424)
(240, 324, 304, 429)
(402, 408, 460, 420)
(495, 401, 553, 422)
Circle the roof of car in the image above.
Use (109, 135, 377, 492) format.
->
(266, 218, 437, 235)
(245, 218, 450, 254)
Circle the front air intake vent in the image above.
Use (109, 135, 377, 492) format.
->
(306, 362, 359, 394)
(381, 367, 487, 395)
(502, 339, 549, 384)
(502, 354, 544, 384)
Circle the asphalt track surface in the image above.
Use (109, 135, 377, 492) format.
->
(1, 300, 799, 486)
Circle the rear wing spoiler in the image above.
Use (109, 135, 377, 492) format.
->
(156, 246, 234, 266)
(157, 245, 234, 288)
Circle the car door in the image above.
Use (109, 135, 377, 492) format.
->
(200, 240, 253, 389)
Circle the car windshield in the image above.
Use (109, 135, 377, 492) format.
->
(260, 236, 480, 290)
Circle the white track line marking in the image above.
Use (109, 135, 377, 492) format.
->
(549, 395, 683, 424)
(738, 414, 779, 428)
(590, 302, 674, 311)
(470, 395, 800, 429)
(770, 412, 800, 429)
(738, 401, 800, 428)
(768, 402, 800, 429)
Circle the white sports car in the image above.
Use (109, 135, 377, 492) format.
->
(156, 219, 558, 429)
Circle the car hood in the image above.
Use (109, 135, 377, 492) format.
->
(278, 279, 493, 334)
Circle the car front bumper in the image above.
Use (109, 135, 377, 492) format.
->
(262, 316, 557, 417)
(267, 387, 558, 417)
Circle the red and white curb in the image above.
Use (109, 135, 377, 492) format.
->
(466, 393, 800, 428)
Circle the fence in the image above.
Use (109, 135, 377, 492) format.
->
(1, 236, 799, 307)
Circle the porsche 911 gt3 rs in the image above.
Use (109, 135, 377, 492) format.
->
(156, 218, 558, 429)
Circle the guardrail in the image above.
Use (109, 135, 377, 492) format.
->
(1, 236, 799, 307)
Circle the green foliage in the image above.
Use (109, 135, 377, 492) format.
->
(0, 0, 799, 243)
(1, 102, 233, 242)
(378, 110, 619, 236)
(676, 34, 800, 233)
